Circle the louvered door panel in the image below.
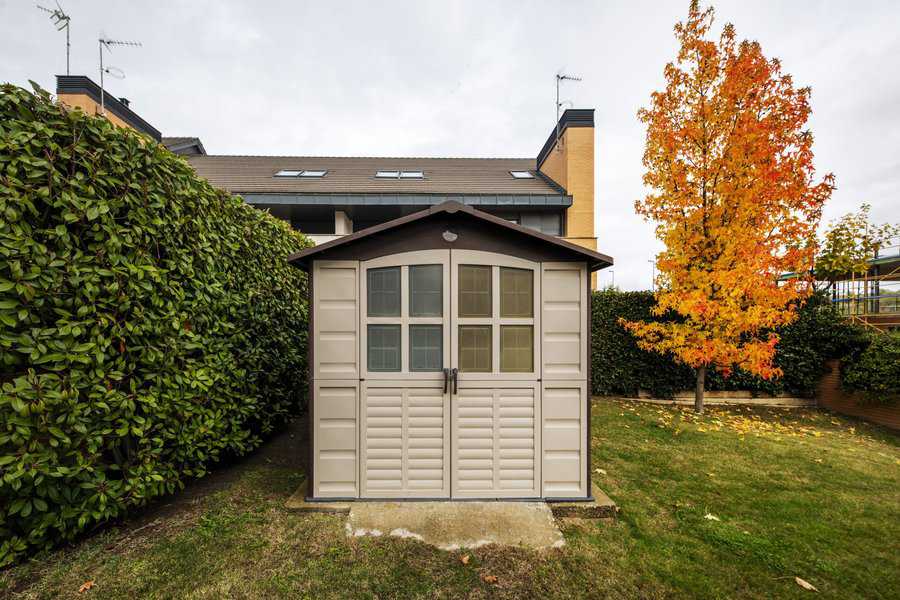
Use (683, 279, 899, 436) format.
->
(360, 383, 449, 498)
(452, 384, 540, 498)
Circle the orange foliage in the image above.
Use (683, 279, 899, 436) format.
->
(622, 1, 833, 379)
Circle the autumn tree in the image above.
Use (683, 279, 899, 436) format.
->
(622, 1, 834, 412)
(817, 204, 899, 281)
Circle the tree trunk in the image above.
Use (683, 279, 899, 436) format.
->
(695, 365, 706, 414)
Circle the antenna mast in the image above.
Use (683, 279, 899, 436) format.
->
(555, 73, 582, 151)
(37, 2, 71, 75)
(98, 37, 141, 114)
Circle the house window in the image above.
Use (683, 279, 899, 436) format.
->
(274, 169, 327, 177)
(375, 170, 424, 179)
(520, 212, 562, 236)
(510, 171, 534, 179)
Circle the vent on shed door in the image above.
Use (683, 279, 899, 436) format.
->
(453, 386, 537, 496)
(362, 386, 448, 497)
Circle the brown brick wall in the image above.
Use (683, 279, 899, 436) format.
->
(817, 360, 900, 430)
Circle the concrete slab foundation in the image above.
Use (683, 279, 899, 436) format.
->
(285, 481, 619, 549)
(346, 501, 565, 551)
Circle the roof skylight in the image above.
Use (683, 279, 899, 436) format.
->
(510, 170, 534, 179)
(376, 170, 424, 179)
(274, 169, 327, 178)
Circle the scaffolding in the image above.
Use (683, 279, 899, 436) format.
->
(821, 242, 900, 332)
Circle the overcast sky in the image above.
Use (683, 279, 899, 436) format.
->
(3, 0, 898, 290)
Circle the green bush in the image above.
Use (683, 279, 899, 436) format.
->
(591, 290, 864, 399)
(842, 332, 900, 403)
(0, 83, 311, 565)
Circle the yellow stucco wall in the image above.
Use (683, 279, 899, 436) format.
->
(57, 93, 133, 131)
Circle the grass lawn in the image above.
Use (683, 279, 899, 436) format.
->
(3, 399, 898, 599)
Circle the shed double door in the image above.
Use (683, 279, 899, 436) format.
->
(359, 250, 541, 499)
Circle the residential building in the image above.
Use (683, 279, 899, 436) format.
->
(55, 75, 601, 285)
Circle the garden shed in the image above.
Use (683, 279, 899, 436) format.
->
(288, 201, 613, 501)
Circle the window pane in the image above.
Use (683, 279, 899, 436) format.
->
(409, 325, 442, 372)
(520, 212, 562, 235)
(459, 325, 492, 372)
(458, 265, 492, 317)
(368, 325, 401, 371)
(500, 267, 533, 317)
(409, 265, 442, 317)
(500, 325, 533, 373)
(367, 267, 400, 317)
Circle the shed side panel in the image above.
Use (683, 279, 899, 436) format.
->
(313, 381, 358, 497)
(541, 381, 587, 497)
(540, 263, 587, 380)
(540, 262, 588, 498)
(313, 261, 359, 380)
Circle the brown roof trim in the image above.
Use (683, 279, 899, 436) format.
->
(287, 200, 613, 271)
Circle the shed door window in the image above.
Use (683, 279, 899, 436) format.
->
(459, 325, 492, 372)
(368, 267, 400, 317)
(458, 265, 492, 317)
(455, 258, 538, 375)
(363, 255, 448, 378)
(409, 265, 442, 317)
(500, 325, 533, 372)
(500, 268, 533, 318)
(367, 324, 401, 371)
(409, 325, 442, 371)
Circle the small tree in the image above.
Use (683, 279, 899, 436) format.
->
(622, 1, 833, 412)
(817, 204, 899, 281)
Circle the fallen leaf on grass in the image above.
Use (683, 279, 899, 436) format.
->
(78, 581, 95, 594)
(481, 574, 498, 584)
(460, 554, 470, 565)
(795, 577, 818, 592)
(703, 513, 720, 521)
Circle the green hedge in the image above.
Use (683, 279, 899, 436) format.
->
(842, 332, 900, 404)
(591, 290, 866, 398)
(0, 83, 311, 565)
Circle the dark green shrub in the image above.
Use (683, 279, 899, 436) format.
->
(842, 332, 900, 404)
(591, 290, 863, 399)
(0, 83, 311, 565)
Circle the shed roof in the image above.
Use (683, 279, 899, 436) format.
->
(288, 201, 613, 271)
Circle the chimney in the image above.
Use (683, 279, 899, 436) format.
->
(536, 109, 597, 283)
(55, 75, 161, 141)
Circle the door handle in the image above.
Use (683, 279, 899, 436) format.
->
(443, 368, 450, 394)
(451, 368, 458, 394)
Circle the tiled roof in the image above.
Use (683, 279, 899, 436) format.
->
(186, 155, 563, 195)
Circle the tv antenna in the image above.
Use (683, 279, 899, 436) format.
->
(98, 37, 141, 114)
(37, 2, 71, 75)
(555, 72, 582, 151)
